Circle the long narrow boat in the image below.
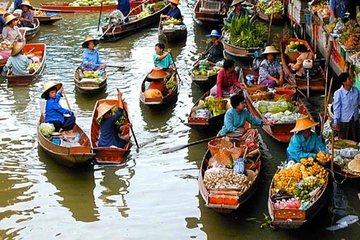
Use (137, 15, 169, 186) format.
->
(191, 63, 218, 90)
(39, 2, 117, 12)
(7, 43, 46, 86)
(34, 10, 63, 24)
(37, 115, 95, 168)
(101, 2, 170, 42)
(74, 66, 107, 94)
(90, 98, 131, 164)
(222, 38, 262, 61)
(194, 0, 228, 25)
(268, 167, 330, 229)
(198, 128, 262, 213)
(186, 91, 226, 130)
(140, 70, 179, 108)
(240, 69, 312, 143)
(20, 18, 40, 41)
(280, 38, 325, 92)
(158, 18, 187, 43)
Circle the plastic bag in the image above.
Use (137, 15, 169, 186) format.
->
(340, 148, 360, 159)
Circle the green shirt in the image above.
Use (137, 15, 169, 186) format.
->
(220, 108, 263, 135)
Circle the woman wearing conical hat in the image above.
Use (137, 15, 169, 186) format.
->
(201, 29, 223, 64)
(41, 81, 76, 132)
(225, 0, 250, 23)
(160, 0, 182, 20)
(258, 45, 284, 88)
(81, 35, 105, 72)
(19, 1, 35, 28)
(2, 13, 25, 44)
(2, 41, 34, 75)
(286, 116, 326, 163)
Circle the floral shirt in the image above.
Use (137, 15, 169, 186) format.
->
(259, 59, 283, 83)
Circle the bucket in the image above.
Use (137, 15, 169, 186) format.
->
(51, 137, 61, 145)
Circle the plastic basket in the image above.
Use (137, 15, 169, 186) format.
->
(200, 0, 221, 13)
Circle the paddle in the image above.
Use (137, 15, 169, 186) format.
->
(71, 58, 125, 69)
(117, 88, 140, 149)
(62, 89, 72, 111)
(97, 2, 104, 32)
(169, 52, 182, 82)
(162, 132, 241, 154)
(193, 36, 223, 67)
(158, 17, 168, 45)
(267, 12, 274, 44)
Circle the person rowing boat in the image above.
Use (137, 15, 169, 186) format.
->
(81, 35, 106, 74)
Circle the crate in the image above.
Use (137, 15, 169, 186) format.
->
(200, 0, 221, 14)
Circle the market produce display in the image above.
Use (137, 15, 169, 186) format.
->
(137, 1, 166, 19)
(162, 17, 182, 25)
(337, 20, 360, 51)
(316, 151, 332, 164)
(328, 140, 360, 176)
(27, 63, 41, 71)
(223, 15, 267, 48)
(39, 123, 56, 137)
(34, 10, 47, 17)
(191, 96, 230, 118)
(0, 40, 13, 51)
(204, 168, 251, 193)
(192, 60, 222, 77)
(257, 0, 283, 15)
(312, 1, 329, 19)
(271, 158, 328, 210)
(69, 0, 116, 7)
(164, 74, 177, 91)
(285, 40, 301, 55)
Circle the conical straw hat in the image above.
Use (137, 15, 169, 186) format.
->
(11, 41, 25, 56)
(231, 0, 245, 7)
(262, 45, 279, 55)
(4, 13, 18, 25)
(348, 159, 360, 173)
(82, 35, 100, 48)
(290, 116, 318, 133)
(41, 81, 62, 99)
(147, 67, 168, 79)
(96, 102, 115, 122)
(19, 1, 34, 9)
(169, 0, 180, 5)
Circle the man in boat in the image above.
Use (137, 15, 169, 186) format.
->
(288, 44, 314, 78)
(2, 41, 35, 75)
(2, 13, 25, 43)
(333, 72, 360, 142)
(287, 116, 326, 162)
(117, 0, 130, 17)
(258, 45, 284, 88)
(41, 81, 76, 132)
(201, 30, 223, 64)
(225, 0, 250, 23)
(82, 35, 105, 74)
(153, 42, 174, 70)
(97, 91, 131, 148)
(210, 59, 242, 98)
(220, 94, 271, 135)
(18, 1, 35, 28)
(160, 0, 182, 20)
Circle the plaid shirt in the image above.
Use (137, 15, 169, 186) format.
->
(259, 59, 283, 83)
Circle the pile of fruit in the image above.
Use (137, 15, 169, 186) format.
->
(164, 74, 177, 91)
(325, 18, 340, 33)
(34, 10, 47, 17)
(257, 0, 283, 15)
(192, 60, 222, 77)
(312, 1, 329, 19)
(271, 157, 328, 210)
(69, 0, 116, 7)
(83, 71, 99, 78)
(0, 40, 13, 51)
(191, 96, 230, 117)
(162, 17, 182, 25)
(224, 15, 267, 48)
(204, 168, 251, 193)
(137, 1, 166, 19)
(27, 63, 41, 71)
(316, 151, 332, 164)
(337, 20, 360, 51)
(286, 41, 301, 53)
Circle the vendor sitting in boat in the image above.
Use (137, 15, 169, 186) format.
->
(220, 94, 271, 135)
(259, 45, 284, 88)
(146, 67, 169, 96)
(2, 13, 25, 43)
(201, 29, 223, 64)
(210, 59, 242, 98)
(160, 0, 182, 20)
(287, 116, 326, 163)
(225, 0, 249, 23)
(19, 1, 35, 28)
(153, 42, 174, 70)
(289, 44, 314, 78)
(97, 91, 130, 148)
(41, 81, 76, 132)
(82, 35, 105, 73)
(3, 41, 34, 75)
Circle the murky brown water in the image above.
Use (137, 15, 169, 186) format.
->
(0, 1, 359, 239)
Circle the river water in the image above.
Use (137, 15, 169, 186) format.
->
(0, 1, 359, 239)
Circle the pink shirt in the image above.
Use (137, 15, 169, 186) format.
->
(216, 68, 241, 97)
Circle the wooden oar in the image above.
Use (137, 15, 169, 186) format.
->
(97, 2, 104, 31)
(70, 58, 125, 69)
(193, 36, 223, 67)
(117, 88, 140, 149)
(169, 53, 182, 82)
(267, 12, 274, 43)
(62, 90, 72, 111)
(162, 132, 241, 154)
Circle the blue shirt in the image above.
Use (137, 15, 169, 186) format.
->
(220, 108, 263, 135)
(45, 93, 72, 124)
(205, 41, 224, 63)
(333, 86, 360, 125)
(287, 131, 326, 162)
(330, 0, 350, 18)
(98, 109, 126, 148)
(153, 53, 173, 69)
(3, 54, 32, 75)
(167, 7, 182, 20)
(14, 0, 22, 10)
(117, 0, 130, 16)
(82, 48, 102, 71)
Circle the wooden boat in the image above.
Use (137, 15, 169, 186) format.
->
(90, 98, 131, 164)
(256, 7, 284, 24)
(240, 69, 312, 143)
(185, 91, 226, 130)
(191, 64, 217, 90)
(158, 18, 187, 43)
(280, 38, 325, 92)
(268, 168, 330, 229)
(74, 66, 107, 94)
(222, 38, 263, 61)
(198, 128, 262, 213)
(39, 2, 117, 12)
(140, 71, 179, 108)
(7, 43, 46, 86)
(194, 0, 228, 25)
(19, 18, 40, 41)
(37, 115, 94, 168)
(34, 11, 63, 24)
(101, 2, 170, 42)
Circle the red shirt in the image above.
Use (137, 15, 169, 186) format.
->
(216, 68, 241, 97)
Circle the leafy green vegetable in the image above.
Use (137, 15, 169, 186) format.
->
(39, 123, 55, 137)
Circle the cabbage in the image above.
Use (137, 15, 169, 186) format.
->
(257, 101, 268, 113)
(39, 123, 55, 137)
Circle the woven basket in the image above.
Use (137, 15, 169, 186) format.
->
(274, 84, 296, 91)
(250, 90, 273, 101)
(274, 89, 296, 101)
(246, 84, 267, 95)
